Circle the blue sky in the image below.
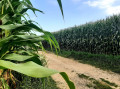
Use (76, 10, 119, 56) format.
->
(28, 0, 120, 33)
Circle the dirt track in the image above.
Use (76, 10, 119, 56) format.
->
(39, 51, 120, 89)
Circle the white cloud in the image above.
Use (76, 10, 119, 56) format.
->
(85, 0, 120, 15)
(107, 5, 120, 15)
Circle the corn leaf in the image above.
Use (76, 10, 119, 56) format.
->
(0, 60, 75, 89)
(0, 60, 58, 78)
(57, 0, 64, 19)
(60, 72, 75, 89)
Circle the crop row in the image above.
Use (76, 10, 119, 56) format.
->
(52, 15, 120, 55)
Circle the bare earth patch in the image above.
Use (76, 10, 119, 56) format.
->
(39, 51, 120, 89)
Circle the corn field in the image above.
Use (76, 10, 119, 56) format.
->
(52, 15, 120, 55)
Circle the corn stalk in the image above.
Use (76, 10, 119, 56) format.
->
(0, 0, 75, 89)
(52, 15, 120, 55)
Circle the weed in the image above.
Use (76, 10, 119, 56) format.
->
(77, 73, 113, 89)
(100, 78, 118, 87)
(77, 74, 90, 79)
(93, 81, 113, 89)
(86, 83, 93, 88)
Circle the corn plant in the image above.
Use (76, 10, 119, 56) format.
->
(0, 0, 75, 89)
(52, 15, 120, 55)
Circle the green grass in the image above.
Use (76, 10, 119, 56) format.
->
(86, 83, 93, 88)
(100, 78, 118, 87)
(12, 72, 59, 89)
(93, 81, 113, 89)
(77, 73, 114, 89)
(77, 73, 90, 79)
(56, 50, 120, 73)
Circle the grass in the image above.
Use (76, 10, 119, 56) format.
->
(77, 73, 90, 79)
(12, 55, 59, 89)
(16, 76, 59, 89)
(12, 71, 59, 89)
(54, 50, 120, 73)
(77, 73, 115, 89)
(86, 83, 93, 88)
(93, 81, 113, 89)
(100, 78, 118, 87)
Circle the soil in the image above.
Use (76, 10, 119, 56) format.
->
(39, 51, 120, 89)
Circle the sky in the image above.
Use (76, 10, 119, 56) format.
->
(28, 0, 120, 33)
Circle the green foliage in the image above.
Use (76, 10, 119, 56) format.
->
(77, 73, 114, 89)
(100, 78, 118, 87)
(77, 74, 90, 79)
(14, 73, 59, 89)
(0, 0, 75, 89)
(57, 0, 64, 19)
(0, 78, 10, 89)
(52, 15, 120, 55)
(60, 72, 75, 89)
(86, 83, 93, 88)
(93, 81, 113, 89)
(0, 60, 59, 78)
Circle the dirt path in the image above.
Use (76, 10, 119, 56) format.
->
(39, 51, 120, 89)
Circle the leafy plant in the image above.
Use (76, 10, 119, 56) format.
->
(0, 0, 75, 89)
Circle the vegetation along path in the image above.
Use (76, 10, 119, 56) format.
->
(39, 51, 120, 89)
